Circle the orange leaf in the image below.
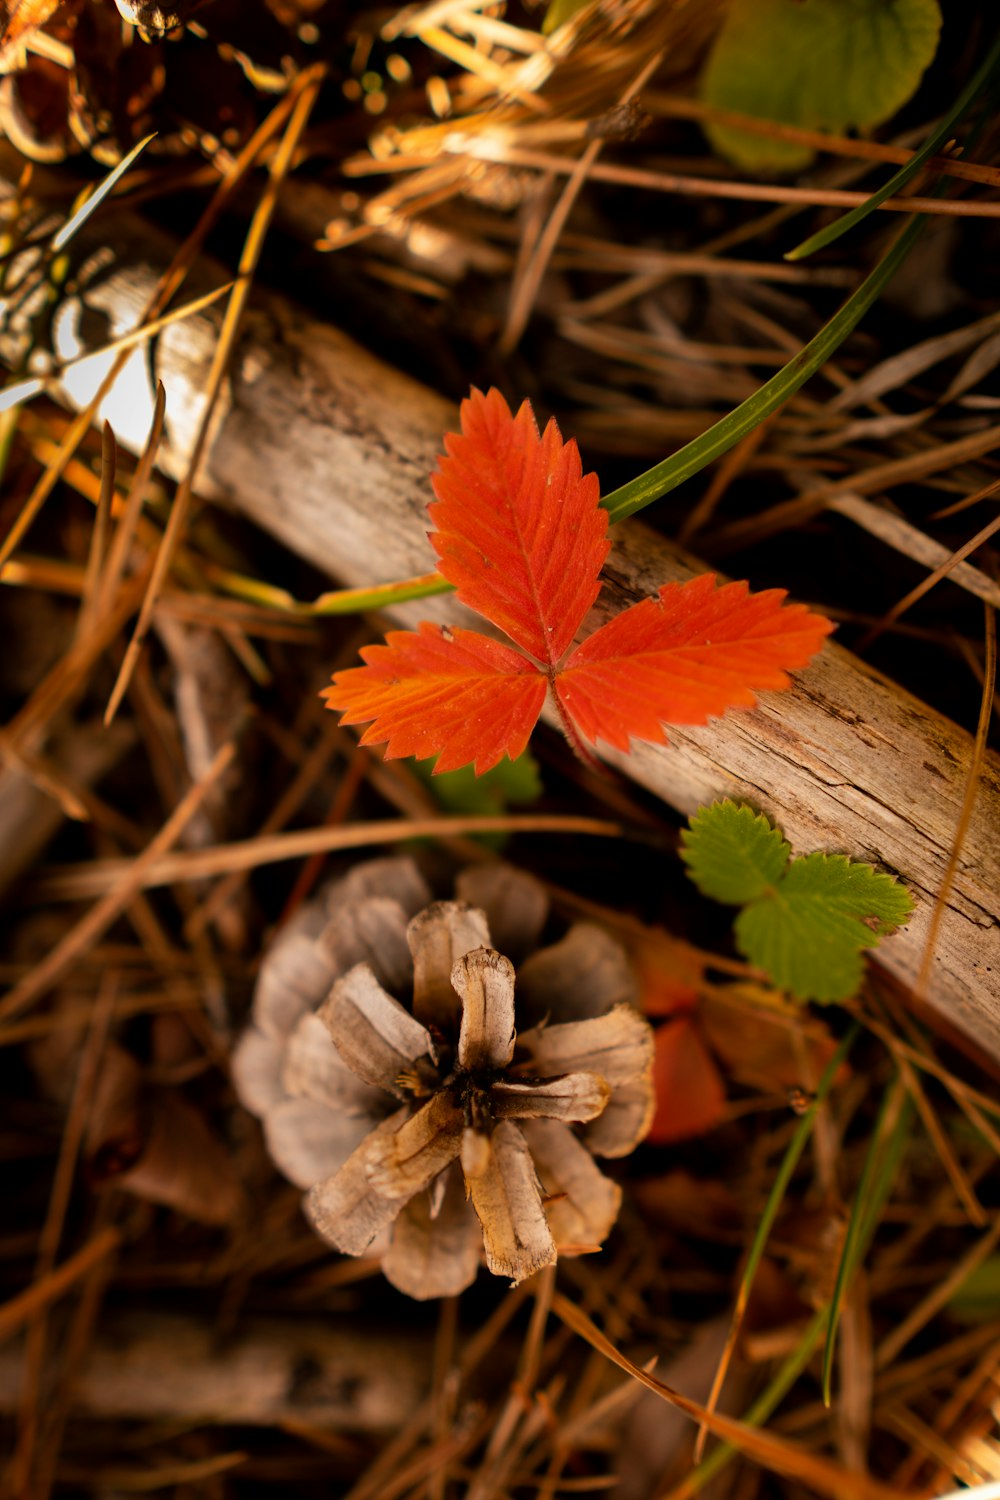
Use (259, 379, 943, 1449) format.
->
(429, 387, 608, 664)
(648, 1017, 727, 1145)
(323, 622, 546, 775)
(324, 392, 833, 775)
(555, 574, 834, 752)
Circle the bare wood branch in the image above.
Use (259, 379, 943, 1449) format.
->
(6, 181, 999, 1061)
(0, 1312, 427, 1429)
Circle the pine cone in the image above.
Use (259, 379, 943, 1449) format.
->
(233, 858, 654, 1299)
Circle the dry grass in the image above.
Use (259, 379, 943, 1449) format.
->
(0, 1, 999, 1496)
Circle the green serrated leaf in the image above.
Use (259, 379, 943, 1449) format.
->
(681, 799, 790, 906)
(700, 0, 942, 174)
(735, 853, 914, 1002)
(780, 853, 915, 935)
(735, 896, 865, 1002)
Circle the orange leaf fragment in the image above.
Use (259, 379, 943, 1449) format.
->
(323, 622, 546, 775)
(647, 1018, 727, 1145)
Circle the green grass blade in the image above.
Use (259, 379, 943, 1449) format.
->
(599, 218, 924, 525)
(686, 1306, 830, 1494)
(821, 1074, 913, 1405)
(787, 30, 1000, 261)
(719, 1023, 858, 1367)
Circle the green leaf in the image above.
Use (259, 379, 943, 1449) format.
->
(681, 800, 789, 905)
(700, 0, 942, 174)
(682, 803, 914, 1002)
(412, 751, 542, 849)
(735, 852, 914, 1002)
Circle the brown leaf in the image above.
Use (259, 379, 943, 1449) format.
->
(454, 947, 516, 1072)
(382, 1163, 481, 1300)
(491, 1073, 609, 1124)
(467, 1119, 556, 1284)
(454, 863, 548, 964)
(365, 1091, 465, 1201)
(519, 1117, 621, 1252)
(699, 983, 842, 1095)
(517, 923, 638, 1025)
(307, 1107, 410, 1255)
(631, 1170, 742, 1241)
(407, 900, 490, 1033)
(319, 963, 436, 1095)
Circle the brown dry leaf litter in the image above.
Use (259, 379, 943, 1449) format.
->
(1, 1, 999, 1497)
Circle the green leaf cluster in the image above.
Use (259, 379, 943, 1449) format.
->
(700, 0, 942, 173)
(681, 800, 914, 1002)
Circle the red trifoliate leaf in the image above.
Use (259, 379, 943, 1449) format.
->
(429, 387, 608, 664)
(323, 623, 546, 775)
(555, 574, 834, 752)
(324, 390, 834, 775)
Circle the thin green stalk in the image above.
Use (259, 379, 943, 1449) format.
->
(821, 1075, 913, 1405)
(787, 29, 1000, 261)
(599, 218, 924, 524)
(686, 1306, 830, 1495)
(728, 1023, 859, 1327)
(202, 561, 452, 615)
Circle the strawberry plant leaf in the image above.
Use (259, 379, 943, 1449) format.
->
(324, 622, 547, 775)
(683, 803, 914, 1003)
(700, 0, 942, 174)
(324, 391, 833, 775)
(557, 576, 832, 752)
(681, 800, 791, 905)
(429, 387, 608, 664)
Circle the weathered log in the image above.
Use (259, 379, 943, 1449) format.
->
(7, 182, 1000, 1062)
(0, 1311, 427, 1429)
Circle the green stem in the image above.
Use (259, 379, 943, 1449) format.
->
(599, 217, 924, 525)
(787, 28, 1000, 261)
